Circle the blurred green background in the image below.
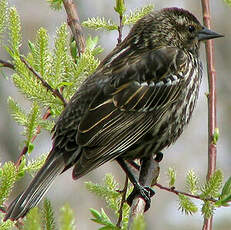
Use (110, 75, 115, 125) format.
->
(0, 0, 230, 229)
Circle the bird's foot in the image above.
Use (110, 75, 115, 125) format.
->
(127, 184, 155, 211)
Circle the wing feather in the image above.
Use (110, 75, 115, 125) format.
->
(73, 47, 189, 179)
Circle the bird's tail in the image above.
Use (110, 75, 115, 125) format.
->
(4, 152, 65, 221)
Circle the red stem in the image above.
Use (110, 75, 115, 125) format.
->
(155, 183, 216, 203)
(201, 1, 217, 230)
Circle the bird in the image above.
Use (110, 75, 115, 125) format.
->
(4, 7, 223, 221)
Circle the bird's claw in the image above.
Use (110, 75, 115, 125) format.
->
(127, 184, 155, 211)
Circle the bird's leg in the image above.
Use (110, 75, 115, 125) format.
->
(126, 160, 140, 171)
(117, 152, 163, 211)
(126, 152, 163, 171)
(128, 156, 156, 211)
(117, 158, 139, 189)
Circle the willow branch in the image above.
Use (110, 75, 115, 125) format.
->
(128, 157, 160, 230)
(62, 0, 85, 56)
(201, 1, 218, 230)
(20, 56, 67, 107)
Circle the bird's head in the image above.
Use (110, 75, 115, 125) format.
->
(127, 7, 223, 54)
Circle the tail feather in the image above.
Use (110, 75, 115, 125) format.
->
(4, 154, 65, 221)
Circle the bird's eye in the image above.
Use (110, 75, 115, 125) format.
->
(188, 25, 195, 33)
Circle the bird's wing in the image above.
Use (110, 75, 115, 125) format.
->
(73, 47, 189, 179)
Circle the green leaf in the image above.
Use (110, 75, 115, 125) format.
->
(114, 0, 126, 16)
(12, 59, 62, 115)
(82, 17, 118, 31)
(64, 49, 100, 100)
(85, 180, 119, 200)
(131, 215, 146, 230)
(0, 218, 15, 230)
(25, 102, 40, 144)
(0, 162, 17, 206)
(25, 153, 48, 175)
(59, 204, 76, 230)
(201, 201, 215, 219)
(50, 23, 68, 89)
(8, 7, 21, 55)
(90, 208, 101, 220)
(70, 35, 103, 61)
(27, 142, 34, 153)
(186, 170, 199, 195)
(201, 170, 223, 199)
(47, 0, 63, 10)
(224, 0, 231, 7)
(221, 176, 231, 198)
(212, 127, 219, 144)
(168, 167, 176, 187)
(86, 174, 131, 228)
(24, 207, 42, 230)
(42, 198, 56, 230)
(39, 119, 55, 132)
(8, 97, 53, 141)
(90, 208, 117, 229)
(216, 176, 231, 207)
(85, 174, 120, 213)
(123, 4, 154, 25)
(28, 40, 35, 52)
(30, 27, 50, 78)
(8, 96, 27, 126)
(85, 36, 103, 56)
(0, 0, 8, 44)
(178, 194, 198, 215)
(69, 37, 78, 60)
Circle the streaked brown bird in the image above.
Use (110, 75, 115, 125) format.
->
(4, 7, 223, 221)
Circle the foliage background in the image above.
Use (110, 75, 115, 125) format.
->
(0, 0, 230, 229)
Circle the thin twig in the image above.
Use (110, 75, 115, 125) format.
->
(0, 59, 15, 70)
(62, 0, 85, 56)
(15, 146, 28, 168)
(155, 183, 217, 203)
(20, 56, 67, 107)
(201, 0, 217, 181)
(116, 176, 129, 228)
(201, 1, 218, 230)
(117, 15, 123, 44)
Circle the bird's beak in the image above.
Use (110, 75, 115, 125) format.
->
(198, 27, 224, 41)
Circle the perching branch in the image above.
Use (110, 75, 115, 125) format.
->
(62, 0, 85, 56)
(201, 1, 218, 230)
(128, 156, 161, 230)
